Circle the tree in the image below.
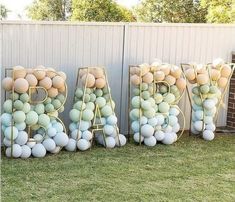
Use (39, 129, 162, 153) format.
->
(71, 0, 135, 22)
(134, 0, 207, 23)
(0, 4, 10, 20)
(27, 0, 71, 21)
(201, 0, 235, 23)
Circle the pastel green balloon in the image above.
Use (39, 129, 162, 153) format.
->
(75, 88, 83, 98)
(130, 109, 142, 120)
(154, 93, 163, 104)
(85, 88, 92, 94)
(9, 92, 19, 101)
(141, 100, 151, 110)
(13, 111, 26, 123)
(101, 105, 113, 117)
(84, 94, 90, 103)
(193, 95, 202, 106)
(200, 84, 210, 94)
(103, 94, 110, 101)
(192, 86, 200, 95)
(95, 97, 106, 108)
(69, 109, 80, 122)
(56, 94, 65, 103)
(38, 114, 50, 128)
(45, 103, 54, 113)
(103, 86, 109, 94)
(26, 111, 39, 126)
(44, 97, 52, 105)
(160, 85, 168, 94)
(52, 99, 62, 109)
(82, 109, 94, 121)
(22, 103, 31, 113)
(143, 108, 155, 118)
(209, 86, 219, 94)
(35, 104, 45, 115)
(58, 105, 65, 113)
(74, 101, 86, 110)
(20, 93, 30, 103)
(131, 96, 141, 108)
(4, 126, 18, 140)
(95, 89, 103, 97)
(158, 102, 170, 113)
(13, 100, 24, 110)
(107, 100, 115, 109)
(15, 122, 26, 131)
(141, 83, 148, 91)
(89, 93, 96, 102)
(164, 93, 175, 104)
(86, 102, 95, 110)
(3, 100, 13, 113)
(170, 85, 178, 93)
(133, 88, 140, 96)
(142, 91, 150, 100)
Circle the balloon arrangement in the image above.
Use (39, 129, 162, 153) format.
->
(1, 66, 68, 158)
(182, 58, 234, 141)
(66, 67, 126, 152)
(129, 59, 186, 146)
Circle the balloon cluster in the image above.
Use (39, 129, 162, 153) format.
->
(184, 58, 233, 141)
(130, 59, 186, 146)
(66, 67, 126, 151)
(1, 66, 68, 158)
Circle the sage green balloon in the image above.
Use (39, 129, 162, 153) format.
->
(13, 111, 26, 123)
(95, 97, 106, 108)
(107, 100, 115, 109)
(69, 109, 80, 122)
(84, 94, 90, 103)
(86, 102, 95, 110)
(130, 109, 142, 120)
(154, 93, 163, 104)
(56, 94, 65, 103)
(193, 95, 202, 106)
(9, 92, 19, 101)
(103, 94, 110, 101)
(141, 83, 148, 91)
(38, 114, 50, 128)
(131, 96, 141, 108)
(13, 100, 24, 111)
(209, 85, 219, 94)
(192, 86, 200, 95)
(45, 103, 54, 113)
(75, 88, 83, 98)
(3, 100, 13, 113)
(200, 84, 210, 94)
(160, 85, 168, 94)
(20, 93, 30, 103)
(142, 91, 150, 100)
(141, 100, 151, 110)
(90, 93, 96, 102)
(95, 89, 103, 97)
(133, 88, 140, 96)
(52, 99, 61, 109)
(143, 108, 155, 118)
(82, 109, 94, 121)
(170, 85, 178, 93)
(26, 111, 38, 125)
(101, 105, 113, 117)
(158, 102, 170, 113)
(35, 104, 45, 115)
(58, 105, 65, 113)
(148, 86, 154, 95)
(44, 97, 52, 105)
(148, 97, 155, 107)
(22, 103, 31, 113)
(74, 101, 86, 110)
(85, 88, 92, 94)
(163, 93, 175, 104)
(103, 86, 109, 94)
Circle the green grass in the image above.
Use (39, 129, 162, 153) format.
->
(1, 134, 235, 202)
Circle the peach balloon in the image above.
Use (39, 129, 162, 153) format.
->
(46, 68, 57, 78)
(58, 85, 66, 93)
(25, 74, 38, 87)
(185, 69, 196, 81)
(176, 78, 186, 90)
(52, 76, 65, 89)
(39, 77, 52, 90)
(33, 69, 46, 80)
(170, 66, 182, 79)
(2, 77, 13, 91)
(189, 79, 196, 84)
(165, 75, 176, 86)
(95, 78, 106, 89)
(196, 64, 207, 74)
(14, 78, 29, 93)
(210, 69, 221, 81)
(27, 68, 34, 74)
(142, 72, 153, 84)
(81, 73, 95, 88)
(130, 75, 142, 85)
(154, 71, 165, 81)
(218, 77, 228, 88)
(48, 87, 58, 98)
(13, 66, 26, 79)
(91, 68, 104, 78)
(221, 64, 231, 78)
(160, 65, 170, 75)
(197, 74, 209, 85)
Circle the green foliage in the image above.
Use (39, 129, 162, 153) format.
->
(2, 134, 235, 201)
(0, 4, 10, 20)
(201, 0, 235, 23)
(71, 0, 135, 22)
(27, 0, 71, 21)
(134, 0, 207, 23)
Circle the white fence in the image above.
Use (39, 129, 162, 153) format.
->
(1, 21, 235, 134)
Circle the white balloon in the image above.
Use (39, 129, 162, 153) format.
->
(205, 123, 216, 131)
(104, 125, 114, 136)
(65, 138, 77, 152)
(33, 134, 44, 143)
(105, 137, 116, 148)
(194, 121, 205, 132)
(133, 132, 144, 143)
(115, 134, 127, 146)
(54, 132, 69, 147)
(148, 117, 158, 127)
(144, 136, 156, 147)
(27, 138, 36, 148)
(140, 116, 148, 125)
(172, 123, 180, 133)
(32, 143, 46, 158)
(21, 145, 31, 158)
(77, 139, 91, 151)
(3, 137, 12, 147)
(43, 138, 56, 152)
(6, 144, 22, 158)
(202, 130, 215, 141)
(162, 133, 176, 145)
(47, 127, 57, 137)
(154, 130, 165, 141)
(141, 124, 154, 137)
(71, 129, 82, 140)
(82, 130, 93, 141)
(156, 114, 165, 125)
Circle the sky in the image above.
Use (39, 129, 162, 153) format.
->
(1, 0, 140, 20)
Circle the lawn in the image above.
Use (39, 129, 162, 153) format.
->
(1, 133, 235, 202)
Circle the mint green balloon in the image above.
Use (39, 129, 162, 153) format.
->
(90, 93, 96, 102)
(209, 85, 219, 94)
(85, 88, 92, 94)
(143, 108, 155, 118)
(56, 94, 65, 103)
(95, 97, 106, 108)
(141, 100, 151, 110)
(130, 109, 142, 120)
(13, 100, 24, 110)
(154, 104, 158, 112)
(69, 109, 80, 122)
(44, 97, 52, 105)
(101, 105, 113, 117)
(9, 92, 19, 101)
(75, 88, 83, 98)
(107, 100, 115, 109)
(141, 83, 148, 91)
(154, 93, 163, 104)
(133, 88, 140, 96)
(45, 103, 54, 113)
(20, 93, 30, 103)
(84, 94, 90, 103)
(22, 103, 31, 113)
(164, 93, 175, 104)
(4, 126, 18, 140)
(13, 111, 26, 123)
(52, 99, 61, 109)
(82, 109, 94, 121)
(103, 86, 109, 94)
(148, 97, 155, 107)
(200, 84, 210, 94)
(35, 104, 45, 115)
(26, 111, 38, 125)
(103, 94, 110, 101)
(74, 101, 86, 110)
(160, 85, 168, 94)
(131, 96, 141, 108)
(3, 100, 13, 113)
(170, 85, 178, 93)
(193, 95, 202, 106)
(86, 102, 95, 110)
(95, 89, 103, 97)
(58, 105, 65, 113)
(38, 114, 50, 128)
(158, 102, 170, 113)
(192, 86, 200, 95)
(142, 91, 150, 100)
